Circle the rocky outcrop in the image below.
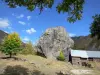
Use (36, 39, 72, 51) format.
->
(36, 26, 74, 61)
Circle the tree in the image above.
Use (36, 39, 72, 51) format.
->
(90, 14, 100, 39)
(1, 32, 22, 58)
(57, 50, 65, 61)
(20, 41, 36, 55)
(2, 0, 84, 23)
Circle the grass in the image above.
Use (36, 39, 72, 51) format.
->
(0, 54, 100, 75)
(17, 54, 74, 74)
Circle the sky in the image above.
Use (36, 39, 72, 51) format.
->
(0, 0, 100, 44)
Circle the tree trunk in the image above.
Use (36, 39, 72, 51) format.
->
(9, 53, 12, 58)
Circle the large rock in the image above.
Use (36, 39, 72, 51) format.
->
(36, 26, 74, 61)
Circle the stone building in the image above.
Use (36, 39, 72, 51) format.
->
(71, 50, 100, 66)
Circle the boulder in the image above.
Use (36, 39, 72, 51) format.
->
(36, 26, 74, 61)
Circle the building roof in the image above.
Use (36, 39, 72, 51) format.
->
(71, 50, 100, 58)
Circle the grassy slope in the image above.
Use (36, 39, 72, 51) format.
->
(0, 53, 100, 75)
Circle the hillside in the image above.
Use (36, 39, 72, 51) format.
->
(0, 54, 100, 75)
(0, 30, 8, 43)
(72, 35, 100, 50)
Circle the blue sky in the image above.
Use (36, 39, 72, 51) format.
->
(0, 0, 100, 44)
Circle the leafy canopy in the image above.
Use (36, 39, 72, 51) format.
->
(3, 0, 84, 23)
(1, 32, 22, 57)
(90, 14, 100, 39)
(20, 41, 36, 55)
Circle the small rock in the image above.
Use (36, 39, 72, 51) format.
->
(56, 71, 70, 75)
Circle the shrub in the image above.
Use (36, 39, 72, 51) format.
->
(1, 32, 22, 58)
(20, 41, 36, 55)
(44, 32, 49, 36)
(57, 50, 65, 61)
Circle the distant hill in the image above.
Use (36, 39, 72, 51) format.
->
(72, 35, 100, 50)
(0, 30, 8, 43)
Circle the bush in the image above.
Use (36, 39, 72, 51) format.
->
(57, 50, 65, 61)
(44, 32, 49, 36)
(20, 41, 36, 55)
(1, 32, 22, 58)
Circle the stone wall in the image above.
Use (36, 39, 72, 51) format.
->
(72, 57, 81, 65)
(72, 57, 100, 66)
(93, 58, 100, 62)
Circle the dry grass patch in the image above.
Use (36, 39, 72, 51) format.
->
(0, 54, 100, 75)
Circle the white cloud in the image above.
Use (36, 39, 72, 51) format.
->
(4, 31, 9, 33)
(8, 26, 12, 29)
(69, 33, 76, 37)
(18, 21, 26, 25)
(27, 16, 31, 20)
(12, 13, 24, 19)
(17, 14, 24, 18)
(0, 18, 10, 28)
(26, 28, 36, 34)
(4, 28, 13, 33)
(23, 37, 30, 42)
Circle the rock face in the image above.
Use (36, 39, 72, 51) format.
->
(36, 26, 74, 61)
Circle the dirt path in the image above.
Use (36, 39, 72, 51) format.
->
(71, 69, 94, 75)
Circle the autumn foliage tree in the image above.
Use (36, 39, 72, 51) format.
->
(1, 32, 22, 58)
